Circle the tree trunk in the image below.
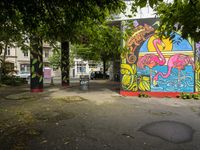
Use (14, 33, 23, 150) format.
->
(30, 35, 43, 92)
(103, 59, 106, 79)
(61, 41, 70, 86)
(0, 42, 8, 83)
(1, 43, 8, 76)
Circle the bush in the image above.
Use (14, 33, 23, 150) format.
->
(138, 92, 151, 98)
(1, 75, 26, 86)
(179, 92, 200, 100)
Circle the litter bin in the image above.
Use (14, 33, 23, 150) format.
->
(80, 75, 89, 90)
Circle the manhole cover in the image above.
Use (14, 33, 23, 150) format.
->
(139, 121, 194, 144)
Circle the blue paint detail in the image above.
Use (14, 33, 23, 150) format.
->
(172, 33, 192, 51)
(140, 37, 150, 52)
(139, 33, 192, 52)
(137, 66, 194, 92)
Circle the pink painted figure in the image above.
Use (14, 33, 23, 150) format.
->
(153, 54, 195, 86)
(137, 38, 166, 80)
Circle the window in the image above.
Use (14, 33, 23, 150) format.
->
(20, 64, 30, 73)
(6, 47, 10, 56)
(77, 63, 86, 73)
(89, 63, 97, 68)
(23, 51, 28, 57)
(44, 50, 49, 58)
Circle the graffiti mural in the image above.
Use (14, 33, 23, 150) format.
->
(195, 43, 200, 92)
(121, 18, 196, 93)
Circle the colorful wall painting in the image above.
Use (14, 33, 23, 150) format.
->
(121, 18, 197, 93)
(195, 42, 200, 92)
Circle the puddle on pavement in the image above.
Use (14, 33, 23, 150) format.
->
(35, 111, 75, 122)
(139, 121, 194, 144)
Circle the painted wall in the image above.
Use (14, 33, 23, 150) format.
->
(195, 42, 200, 92)
(121, 18, 198, 93)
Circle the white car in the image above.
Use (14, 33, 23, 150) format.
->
(16, 72, 30, 80)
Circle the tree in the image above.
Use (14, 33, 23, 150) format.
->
(75, 22, 122, 78)
(0, 14, 24, 83)
(155, 0, 200, 42)
(49, 43, 75, 70)
(0, 0, 126, 90)
(131, 0, 200, 41)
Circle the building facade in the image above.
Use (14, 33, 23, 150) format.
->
(0, 43, 53, 75)
(0, 43, 103, 79)
(70, 59, 103, 78)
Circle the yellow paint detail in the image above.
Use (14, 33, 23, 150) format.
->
(138, 76, 150, 91)
(121, 64, 133, 74)
(139, 51, 193, 58)
(195, 61, 200, 92)
(121, 64, 137, 75)
(147, 35, 172, 52)
(122, 75, 132, 86)
(121, 64, 138, 91)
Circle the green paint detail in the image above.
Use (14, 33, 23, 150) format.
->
(31, 66, 35, 73)
(32, 73, 36, 78)
(32, 59, 37, 64)
(39, 76, 43, 83)
(30, 54, 33, 59)
(39, 63, 43, 68)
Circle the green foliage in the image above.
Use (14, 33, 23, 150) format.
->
(49, 51, 61, 70)
(155, 0, 200, 41)
(179, 93, 200, 100)
(131, 0, 163, 13)
(129, 0, 200, 42)
(1, 75, 26, 86)
(49, 44, 75, 69)
(138, 92, 151, 98)
(75, 22, 122, 62)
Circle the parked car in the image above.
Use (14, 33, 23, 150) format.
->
(90, 71, 109, 80)
(16, 72, 30, 80)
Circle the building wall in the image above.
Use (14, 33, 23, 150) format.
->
(0, 43, 52, 74)
(113, 1, 155, 21)
(70, 59, 103, 78)
(120, 18, 198, 93)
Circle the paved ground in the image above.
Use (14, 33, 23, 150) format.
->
(0, 80, 200, 150)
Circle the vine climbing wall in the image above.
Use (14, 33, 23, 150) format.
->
(121, 18, 196, 94)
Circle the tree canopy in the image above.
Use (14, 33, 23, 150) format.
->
(132, 0, 200, 41)
(74, 22, 122, 62)
(0, 0, 126, 43)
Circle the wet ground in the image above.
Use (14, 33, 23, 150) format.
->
(0, 80, 200, 150)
